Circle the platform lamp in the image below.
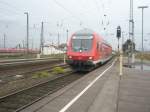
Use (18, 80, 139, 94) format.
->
(64, 29, 69, 64)
(138, 6, 148, 70)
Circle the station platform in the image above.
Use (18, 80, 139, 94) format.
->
(20, 59, 150, 112)
(118, 65, 150, 112)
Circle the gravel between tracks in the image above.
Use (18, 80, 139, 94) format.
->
(0, 59, 62, 79)
(0, 72, 84, 112)
(0, 64, 70, 97)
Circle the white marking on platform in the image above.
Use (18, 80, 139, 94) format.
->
(59, 59, 116, 112)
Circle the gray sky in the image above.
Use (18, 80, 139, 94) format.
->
(0, 0, 150, 50)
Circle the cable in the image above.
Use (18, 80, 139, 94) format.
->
(93, 0, 111, 31)
(0, 1, 23, 14)
(92, 0, 106, 31)
(52, 0, 87, 27)
(93, 0, 101, 14)
(0, 7, 22, 16)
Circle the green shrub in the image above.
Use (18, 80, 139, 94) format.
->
(52, 67, 65, 74)
(136, 53, 150, 61)
(32, 71, 50, 78)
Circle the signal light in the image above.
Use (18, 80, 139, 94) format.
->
(117, 26, 121, 39)
(69, 56, 72, 59)
(89, 57, 93, 60)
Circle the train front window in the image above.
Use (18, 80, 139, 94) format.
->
(72, 36, 93, 52)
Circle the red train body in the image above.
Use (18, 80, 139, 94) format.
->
(67, 29, 112, 71)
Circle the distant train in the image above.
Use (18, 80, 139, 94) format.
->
(66, 28, 112, 71)
(0, 48, 39, 54)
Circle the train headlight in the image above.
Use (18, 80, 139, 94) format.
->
(89, 57, 93, 60)
(69, 56, 72, 59)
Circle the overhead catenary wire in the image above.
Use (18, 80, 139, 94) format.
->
(93, 0, 104, 30)
(52, 0, 92, 28)
(93, 0, 102, 15)
(0, 7, 23, 16)
(0, 0, 115, 48)
(45, 0, 103, 30)
(53, 0, 81, 22)
(0, 0, 23, 14)
(92, 0, 111, 33)
(0, 1, 41, 19)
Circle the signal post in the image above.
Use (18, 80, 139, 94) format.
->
(117, 26, 123, 76)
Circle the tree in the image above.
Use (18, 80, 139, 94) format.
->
(123, 39, 135, 54)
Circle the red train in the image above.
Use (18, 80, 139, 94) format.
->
(67, 29, 112, 71)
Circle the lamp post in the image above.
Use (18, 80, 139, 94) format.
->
(129, 0, 135, 67)
(24, 12, 29, 54)
(3, 33, 6, 48)
(57, 22, 60, 47)
(40, 21, 44, 55)
(138, 6, 148, 70)
(64, 29, 69, 64)
(66, 29, 69, 42)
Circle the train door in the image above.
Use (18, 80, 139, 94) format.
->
(97, 42, 103, 60)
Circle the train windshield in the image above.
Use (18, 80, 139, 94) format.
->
(72, 36, 93, 52)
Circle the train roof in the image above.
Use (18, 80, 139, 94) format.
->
(73, 28, 112, 47)
(74, 28, 94, 36)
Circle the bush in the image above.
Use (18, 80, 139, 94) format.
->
(32, 71, 50, 78)
(52, 67, 65, 74)
(135, 53, 150, 61)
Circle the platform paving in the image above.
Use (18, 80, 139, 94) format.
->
(118, 66, 150, 112)
(20, 59, 150, 112)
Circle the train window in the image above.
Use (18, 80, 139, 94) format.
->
(72, 39, 81, 51)
(72, 35, 93, 39)
(72, 36, 93, 52)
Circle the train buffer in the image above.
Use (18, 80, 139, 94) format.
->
(20, 59, 150, 112)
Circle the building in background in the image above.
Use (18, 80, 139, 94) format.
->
(42, 44, 64, 55)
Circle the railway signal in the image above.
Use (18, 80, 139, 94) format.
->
(117, 26, 121, 39)
(116, 26, 123, 76)
(117, 26, 121, 52)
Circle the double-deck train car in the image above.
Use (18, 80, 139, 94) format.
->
(66, 28, 112, 71)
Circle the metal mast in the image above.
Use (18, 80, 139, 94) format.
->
(138, 6, 149, 70)
(3, 33, 6, 48)
(129, 0, 135, 67)
(40, 22, 44, 54)
(24, 12, 29, 53)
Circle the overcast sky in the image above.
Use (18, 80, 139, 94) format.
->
(0, 0, 150, 50)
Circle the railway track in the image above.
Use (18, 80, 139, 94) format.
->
(0, 64, 69, 84)
(0, 59, 63, 81)
(0, 72, 84, 112)
(0, 58, 63, 65)
(0, 58, 63, 69)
